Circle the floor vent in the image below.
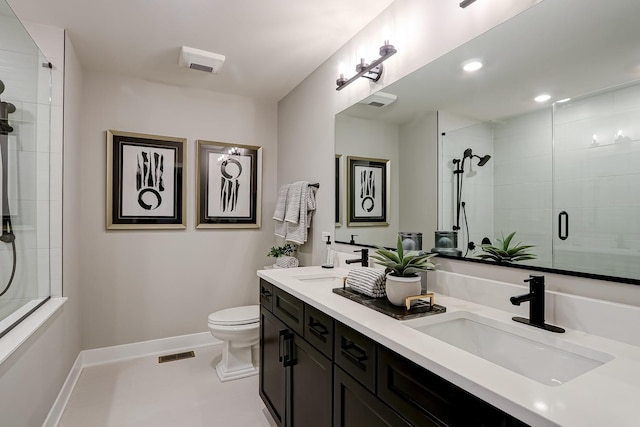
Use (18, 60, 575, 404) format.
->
(158, 351, 195, 363)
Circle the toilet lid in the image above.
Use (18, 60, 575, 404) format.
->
(208, 305, 260, 326)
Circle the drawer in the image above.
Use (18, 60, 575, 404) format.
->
(334, 322, 377, 393)
(304, 304, 334, 358)
(378, 347, 529, 427)
(272, 287, 304, 336)
(259, 279, 273, 311)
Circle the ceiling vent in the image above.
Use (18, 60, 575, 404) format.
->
(179, 46, 225, 74)
(359, 91, 397, 108)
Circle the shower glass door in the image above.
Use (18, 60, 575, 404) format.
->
(552, 82, 640, 281)
(0, 0, 52, 337)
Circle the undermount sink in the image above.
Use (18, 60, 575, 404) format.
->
(405, 311, 614, 386)
(292, 272, 344, 286)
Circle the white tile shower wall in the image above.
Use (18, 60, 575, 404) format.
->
(493, 109, 552, 267)
(554, 83, 640, 278)
(0, 19, 58, 302)
(439, 119, 494, 253)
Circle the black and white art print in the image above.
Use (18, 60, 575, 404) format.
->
(347, 156, 389, 226)
(196, 140, 262, 229)
(107, 130, 186, 229)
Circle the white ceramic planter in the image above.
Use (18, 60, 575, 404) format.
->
(385, 275, 422, 306)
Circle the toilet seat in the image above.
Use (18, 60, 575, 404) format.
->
(208, 305, 259, 326)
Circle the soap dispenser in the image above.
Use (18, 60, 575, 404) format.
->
(321, 235, 334, 269)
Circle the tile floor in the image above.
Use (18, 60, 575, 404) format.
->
(57, 345, 275, 427)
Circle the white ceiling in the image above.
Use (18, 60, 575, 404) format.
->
(7, 0, 395, 102)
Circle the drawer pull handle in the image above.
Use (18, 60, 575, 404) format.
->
(341, 339, 368, 365)
(308, 320, 329, 338)
(260, 288, 271, 298)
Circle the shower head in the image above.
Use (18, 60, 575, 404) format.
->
(477, 154, 491, 167)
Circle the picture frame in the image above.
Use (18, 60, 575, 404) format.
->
(335, 154, 343, 226)
(196, 140, 262, 229)
(347, 156, 389, 226)
(106, 130, 186, 230)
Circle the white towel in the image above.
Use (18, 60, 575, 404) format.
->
(286, 183, 317, 244)
(273, 184, 290, 221)
(273, 184, 290, 238)
(346, 267, 386, 298)
(273, 181, 317, 244)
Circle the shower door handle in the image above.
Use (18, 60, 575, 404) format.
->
(558, 211, 569, 240)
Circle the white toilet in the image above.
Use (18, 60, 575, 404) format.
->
(208, 305, 260, 382)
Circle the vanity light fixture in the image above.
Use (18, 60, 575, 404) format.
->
(459, 0, 478, 8)
(462, 60, 483, 72)
(535, 94, 551, 103)
(336, 40, 397, 91)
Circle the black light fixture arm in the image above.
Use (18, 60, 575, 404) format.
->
(336, 41, 397, 91)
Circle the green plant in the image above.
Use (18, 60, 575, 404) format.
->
(370, 236, 436, 277)
(267, 244, 296, 258)
(477, 232, 536, 263)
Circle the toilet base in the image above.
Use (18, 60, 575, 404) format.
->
(214, 341, 259, 382)
(216, 361, 259, 382)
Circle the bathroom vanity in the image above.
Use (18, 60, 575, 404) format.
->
(258, 266, 640, 427)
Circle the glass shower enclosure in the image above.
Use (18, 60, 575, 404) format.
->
(0, 0, 52, 337)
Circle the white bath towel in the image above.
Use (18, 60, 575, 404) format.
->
(346, 267, 386, 298)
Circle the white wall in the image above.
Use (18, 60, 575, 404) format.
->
(0, 24, 83, 427)
(78, 72, 277, 349)
(398, 112, 438, 248)
(278, 0, 543, 266)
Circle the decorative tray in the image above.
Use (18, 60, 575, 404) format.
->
(332, 287, 446, 320)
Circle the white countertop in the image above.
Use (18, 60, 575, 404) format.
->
(258, 266, 640, 427)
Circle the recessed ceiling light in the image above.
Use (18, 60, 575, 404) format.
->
(556, 98, 572, 103)
(462, 60, 483, 72)
(535, 94, 551, 103)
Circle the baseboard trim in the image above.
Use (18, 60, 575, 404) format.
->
(42, 332, 222, 426)
(81, 332, 221, 367)
(42, 352, 83, 427)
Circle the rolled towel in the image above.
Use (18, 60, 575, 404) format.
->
(346, 267, 386, 298)
(275, 256, 299, 268)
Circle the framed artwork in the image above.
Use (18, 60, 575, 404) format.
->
(196, 140, 262, 228)
(106, 130, 186, 230)
(335, 154, 342, 226)
(347, 156, 389, 226)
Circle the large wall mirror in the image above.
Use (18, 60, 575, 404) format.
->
(335, 0, 640, 284)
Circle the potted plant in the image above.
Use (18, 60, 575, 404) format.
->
(477, 232, 536, 263)
(267, 244, 299, 268)
(370, 236, 436, 306)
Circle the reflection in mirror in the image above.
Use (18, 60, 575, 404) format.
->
(334, 0, 640, 284)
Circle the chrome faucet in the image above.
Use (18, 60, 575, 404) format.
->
(345, 248, 368, 267)
(510, 274, 565, 333)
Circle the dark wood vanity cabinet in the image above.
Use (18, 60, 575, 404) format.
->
(259, 280, 529, 427)
(259, 280, 333, 427)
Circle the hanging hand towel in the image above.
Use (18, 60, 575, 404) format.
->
(273, 184, 290, 238)
(286, 182, 317, 244)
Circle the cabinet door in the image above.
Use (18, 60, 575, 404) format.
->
(334, 366, 411, 427)
(260, 308, 287, 427)
(289, 335, 333, 427)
